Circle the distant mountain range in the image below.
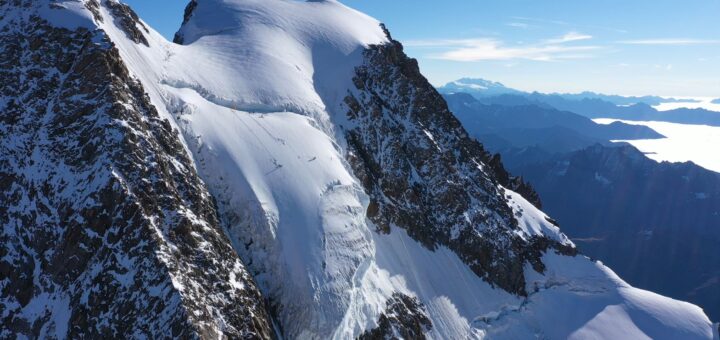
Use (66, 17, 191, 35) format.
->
(444, 92, 663, 154)
(556, 92, 700, 106)
(439, 78, 524, 97)
(444, 89, 720, 321)
(439, 78, 720, 127)
(440, 78, 701, 106)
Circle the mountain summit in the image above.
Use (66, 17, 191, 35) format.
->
(1, 1, 718, 339)
(439, 78, 523, 97)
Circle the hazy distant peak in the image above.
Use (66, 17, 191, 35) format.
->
(438, 78, 521, 97)
(455, 77, 507, 88)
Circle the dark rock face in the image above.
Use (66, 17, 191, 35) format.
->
(174, 0, 198, 44)
(84, 0, 103, 22)
(342, 34, 575, 296)
(105, 0, 150, 46)
(359, 293, 432, 340)
(0, 4, 271, 339)
(486, 153, 542, 209)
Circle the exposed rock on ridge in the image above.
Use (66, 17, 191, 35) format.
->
(106, 0, 150, 46)
(359, 293, 433, 340)
(0, 2, 271, 338)
(173, 0, 198, 44)
(342, 31, 575, 295)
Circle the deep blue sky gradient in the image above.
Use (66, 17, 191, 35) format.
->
(123, 0, 720, 97)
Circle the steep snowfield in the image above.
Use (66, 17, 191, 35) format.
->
(93, 1, 390, 336)
(506, 190, 570, 244)
(163, 86, 376, 337)
(492, 252, 716, 339)
(39, 0, 718, 338)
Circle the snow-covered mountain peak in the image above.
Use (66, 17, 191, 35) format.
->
(168, 0, 388, 118)
(2, 0, 718, 338)
(455, 78, 508, 88)
(438, 77, 523, 97)
(11, 0, 97, 30)
(175, 0, 385, 47)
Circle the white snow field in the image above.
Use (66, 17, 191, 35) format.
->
(595, 119, 720, 173)
(43, 0, 719, 338)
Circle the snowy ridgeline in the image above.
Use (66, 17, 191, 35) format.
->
(11, 0, 719, 338)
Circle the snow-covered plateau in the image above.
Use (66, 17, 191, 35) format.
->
(1, 0, 718, 338)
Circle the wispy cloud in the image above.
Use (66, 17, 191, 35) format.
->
(405, 32, 599, 62)
(619, 39, 720, 45)
(511, 16, 569, 26)
(506, 22, 532, 29)
(510, 16, 627, 34)
(545, 31, 593, 44)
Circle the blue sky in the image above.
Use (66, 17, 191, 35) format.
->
(124, 0, 720, 97)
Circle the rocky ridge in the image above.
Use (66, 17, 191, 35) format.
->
(0, 1, 271, 338)
(343, 31, 574, 296)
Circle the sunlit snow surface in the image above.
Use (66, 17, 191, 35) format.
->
(39, 0, 719, 338)
(594, 119, 720, 173)
(36, 1, 96, 29)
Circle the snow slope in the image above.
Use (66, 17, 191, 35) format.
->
(171, 0, 388, 121)
(37, 1, 97, 29)
(37, 0, 718, 338)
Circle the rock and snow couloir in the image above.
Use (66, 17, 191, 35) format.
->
(1, 0, 718, 339)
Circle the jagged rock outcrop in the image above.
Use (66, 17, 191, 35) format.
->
(486, 153, 542, 209)
(173, 0, 197, 44)
(359, 293, 432, 340)
(105, 0, 150, 46)
(343, 31, 574, 295)
(0, 2, 271, 338)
